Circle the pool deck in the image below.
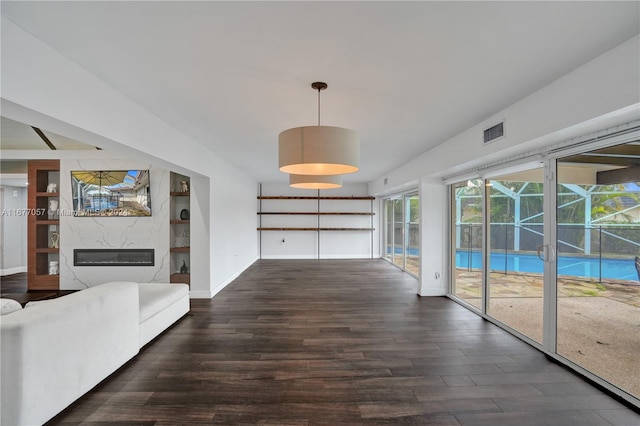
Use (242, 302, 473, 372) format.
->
(454, 270, 640, 307)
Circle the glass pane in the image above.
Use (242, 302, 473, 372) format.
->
(451, 179, 483, 309)
(557, 142, 640, 400)
(405, 194, 419, 276)
(393, 198, 404, 268)
(486, 170, 544, 344)
(384, 199, 393, 262)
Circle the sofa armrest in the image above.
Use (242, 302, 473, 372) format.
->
(138, 283, 189, 347)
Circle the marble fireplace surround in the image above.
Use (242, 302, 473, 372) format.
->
(59, 159, 170, 289)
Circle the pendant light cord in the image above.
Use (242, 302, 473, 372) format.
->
(311, 81, 327, 126)
(317, 86, 321, 126)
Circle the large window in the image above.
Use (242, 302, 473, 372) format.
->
(383, 192, 419, 277)
(448, 139, 640, 406)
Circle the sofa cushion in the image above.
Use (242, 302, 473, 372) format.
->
(0, 298, 22, 315)
(138, 283, 189, 323)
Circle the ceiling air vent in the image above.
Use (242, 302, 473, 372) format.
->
(483, 121, 504, 144)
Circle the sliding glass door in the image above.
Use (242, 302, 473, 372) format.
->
(449, 137, 640, 404)
(486, 167, 545, 344)
(405, 194, 420, 276)
(384, 201, 394, 263)
(383, 192, 420, 277)
(451, 179, 483, 309)
(392, 198, 404, 268)
(555, 142, 640, 400)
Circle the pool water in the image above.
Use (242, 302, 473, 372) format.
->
(456, 250, 638, 281)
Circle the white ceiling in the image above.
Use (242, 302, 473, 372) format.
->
(1, 1, 638, 183)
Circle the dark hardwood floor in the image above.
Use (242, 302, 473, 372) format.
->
(30, 260, 640, 424)
(1, 272, 75, 305)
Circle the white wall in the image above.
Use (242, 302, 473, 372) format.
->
(208, 168, 259, 297)
(259, 183, 378, 259)
(0, 186, 27, 275)
(1, 17, 259, 298)
(58, 159, 169, 289)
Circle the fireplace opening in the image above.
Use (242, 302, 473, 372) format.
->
(74, 249, 154, 267)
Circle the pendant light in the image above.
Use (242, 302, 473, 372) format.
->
(289, 173, 343, 189)
(279, 82, 359, 175)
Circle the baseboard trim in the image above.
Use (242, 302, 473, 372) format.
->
(189, 290, 214, 299)
(189, 256, 259, 299)
(418, 287, 447, 297)
(260, 255, 380, 260)
(0, 266, 27, 276)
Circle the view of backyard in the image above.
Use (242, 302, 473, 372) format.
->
(451, 151, 639, 401)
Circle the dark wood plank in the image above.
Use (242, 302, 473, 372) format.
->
(0, 272, 74, 306)
(25, 259, 638, 424)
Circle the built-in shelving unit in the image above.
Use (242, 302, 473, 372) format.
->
(27, 160, 60, 290)
(257, 194, 375, 258)
(169, 173, 190, 285)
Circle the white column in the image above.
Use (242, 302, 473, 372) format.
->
(418, 179, 447, 296)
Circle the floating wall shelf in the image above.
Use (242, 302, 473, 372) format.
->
(257, 227, 375, 231)
(258, 212, 373, 216)
(258, 196, 375, 200)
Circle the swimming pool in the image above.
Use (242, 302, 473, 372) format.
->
(456, 250, 639, 281)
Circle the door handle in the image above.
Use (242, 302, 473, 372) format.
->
(537, 244, 556, 262)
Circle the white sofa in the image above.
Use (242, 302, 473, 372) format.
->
(0, 281, 189, 426)
(138, 283, 190, 347)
